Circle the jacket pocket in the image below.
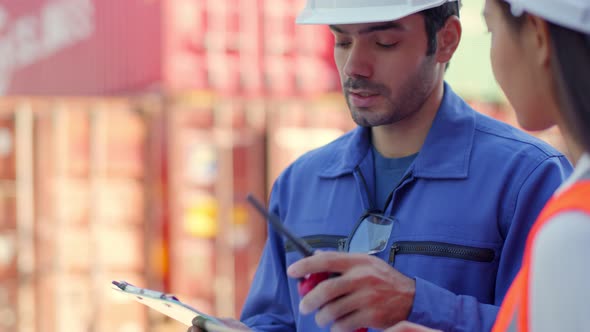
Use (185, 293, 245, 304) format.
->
(388, 241, 495, 265)
(284, 235, 347, 253)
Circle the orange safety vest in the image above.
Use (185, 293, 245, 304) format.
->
(492, 180, 590, 332)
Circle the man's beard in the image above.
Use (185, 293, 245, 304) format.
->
(345, 56, 437, 127)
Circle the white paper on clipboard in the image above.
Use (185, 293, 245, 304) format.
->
(110, 280, 223, 327)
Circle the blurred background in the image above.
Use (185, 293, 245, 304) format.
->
(0, 0, 568, 332)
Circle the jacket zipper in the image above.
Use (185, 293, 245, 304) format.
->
(389, 241, 495, 265)
(381, 172, 413, 213)
(285, 235, 347, 253)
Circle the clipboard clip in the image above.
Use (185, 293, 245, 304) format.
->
(111, 280, 180, 301)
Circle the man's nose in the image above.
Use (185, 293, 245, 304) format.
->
(343, 44, 374, 79)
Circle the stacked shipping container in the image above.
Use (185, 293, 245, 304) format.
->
(0, 99, 163, 332)
(34, 101, 153, 332)
(165, 96, 267, 322)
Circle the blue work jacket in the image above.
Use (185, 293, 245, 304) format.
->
(241, 84, 572, 332)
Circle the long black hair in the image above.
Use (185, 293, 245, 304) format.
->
(549, 26, 590, 153)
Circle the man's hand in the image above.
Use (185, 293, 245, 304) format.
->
(384, 321, 441, 332)
(287, 251, 416, 332)
(187, 317, 251, 332)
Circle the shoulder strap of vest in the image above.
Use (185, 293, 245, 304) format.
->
(515, 180, 590, 332)
(537, 180, 590, 221)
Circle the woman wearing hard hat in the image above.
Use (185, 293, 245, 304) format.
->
(386, 0, 590, 331)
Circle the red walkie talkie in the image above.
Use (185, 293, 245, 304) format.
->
(247, 194, 367, 332)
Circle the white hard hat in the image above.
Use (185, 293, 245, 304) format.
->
(505, 0, 590, 34)
(296, 0, 459, 25)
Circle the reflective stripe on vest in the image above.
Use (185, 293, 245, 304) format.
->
(492, 180, 590, 332)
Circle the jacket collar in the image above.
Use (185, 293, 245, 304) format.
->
(318, 83, 474, 179)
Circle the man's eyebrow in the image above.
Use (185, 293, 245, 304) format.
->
(329, 22, 405, 35)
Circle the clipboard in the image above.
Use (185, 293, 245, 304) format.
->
(110, 280, 223, 328)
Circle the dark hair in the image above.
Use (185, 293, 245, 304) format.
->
(498, 0, 590, 152)
(549, 26, 590, 152)
(421, 2, 461, 55)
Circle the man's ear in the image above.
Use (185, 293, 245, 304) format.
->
(435, 16, 462, 64)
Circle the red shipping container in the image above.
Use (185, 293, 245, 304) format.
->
(3, 0, 162, 95)
(166, 101, 268, 317)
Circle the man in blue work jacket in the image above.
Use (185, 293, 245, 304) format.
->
(188, 1, 572, 332)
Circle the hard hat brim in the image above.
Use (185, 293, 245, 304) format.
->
(296, 1, 456, 25)
(505, 0, 590, 35)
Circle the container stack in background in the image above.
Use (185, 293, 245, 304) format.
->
(0, 100, 161, 332)
(0, 0, 568, 332)
(164, 96, 267, 325)
(33, 103, 150, 332)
